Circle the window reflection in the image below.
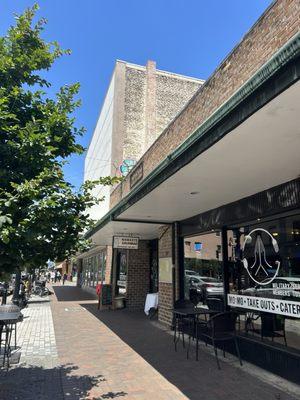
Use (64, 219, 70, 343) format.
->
(228, 213, 300, 352)
(183, 232, 223, 305)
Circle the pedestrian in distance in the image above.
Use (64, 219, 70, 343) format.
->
(62, 273, 68, 285)
(57, 271, 61, 283)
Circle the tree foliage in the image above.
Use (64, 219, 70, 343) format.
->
(0, 5, 120, 273)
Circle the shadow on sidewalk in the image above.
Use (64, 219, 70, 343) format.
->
(52, 286, 97, 302)
(82, 304, 294, 400)
(0, 363, 127, 400)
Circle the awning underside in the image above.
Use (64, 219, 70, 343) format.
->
(91, 81, 300, 246)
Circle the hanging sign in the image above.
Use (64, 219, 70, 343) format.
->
(228, 294, 300, 318)
(113, 236, 139, 250)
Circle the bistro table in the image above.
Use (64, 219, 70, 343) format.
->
(172, 307, 216, 360)
(0, 305, 23, 368)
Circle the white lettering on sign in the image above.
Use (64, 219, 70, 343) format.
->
(113, 236, 139, 250)
(227, 294, 300, 318)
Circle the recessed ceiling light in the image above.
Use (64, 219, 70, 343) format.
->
(190, 191, 200, 195)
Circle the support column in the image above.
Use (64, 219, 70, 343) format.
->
(221, 226, 230, 309)
(126, 241, 150, 310)
(158, 224, 179, 326)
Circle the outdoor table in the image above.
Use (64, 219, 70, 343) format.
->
(0, 305, 23, 368)
(172, 308, 216, 360)
(144, 293, 158, 316)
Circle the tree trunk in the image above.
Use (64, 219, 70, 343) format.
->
(12, 268, 21, 304)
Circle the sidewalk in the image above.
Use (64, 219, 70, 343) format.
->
(1, 284, 299, 400)
(50, 285, 299, 400)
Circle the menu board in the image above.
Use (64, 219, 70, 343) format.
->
(159, 257, 173, 283)
(101, 284, 112, 305)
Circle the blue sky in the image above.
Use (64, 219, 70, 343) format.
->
(1, 0, 272, 189)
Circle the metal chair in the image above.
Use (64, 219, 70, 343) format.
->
(198, 311, 242, 369)
(260, 313, 287, 346)
(173, 300, 194, 349)
(206, 297, 224, 312)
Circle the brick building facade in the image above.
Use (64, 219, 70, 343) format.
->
(110, 0, 300, 209)
(84, 1, 300, 380)
(80, 60, 203, 294)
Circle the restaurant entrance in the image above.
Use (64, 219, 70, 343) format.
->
(178, 180, 300, 383)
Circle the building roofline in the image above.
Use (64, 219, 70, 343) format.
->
(115, 59, 204, 82)
(84, 59, 203, 170)
(85, 31, 300, 239)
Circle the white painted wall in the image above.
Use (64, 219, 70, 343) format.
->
(84, 74, 115, 221)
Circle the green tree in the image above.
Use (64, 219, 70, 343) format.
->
(0, 5, 120, 281)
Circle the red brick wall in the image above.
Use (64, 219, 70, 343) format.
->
(126, 241, 150, 310)
(157, 224, 182, 325)
(158, 226, 173, 325)
(110, 0, 300, 208)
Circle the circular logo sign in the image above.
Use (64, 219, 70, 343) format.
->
(242, 228, 280, 286)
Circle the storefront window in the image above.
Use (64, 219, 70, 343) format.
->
(81, 252, 107, 288)
(228, 213, 300, 351)
(183, 232, 223, 304)
(116, 250, 127, 295)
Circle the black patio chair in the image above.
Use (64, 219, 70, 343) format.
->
(206, 297, 224, 312)
(198, 311, 242, 369)
(260, 313, 287, 346)
(173, 299, 194, 349)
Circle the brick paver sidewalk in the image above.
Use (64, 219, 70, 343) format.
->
(50, 285, 299, 400)
(0, 293, 62, 400)
(1, 285, 299, 400)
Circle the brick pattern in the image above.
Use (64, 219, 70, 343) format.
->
(17, 296, 58, 368)
(110, 69, 201, 206)
(126, 240, 150, 310)
(158, 226, 174, 325)
(145, 60, 157, 151)
(110, 0, 300, 208)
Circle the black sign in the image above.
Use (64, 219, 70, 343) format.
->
(101, 284, 112, 305)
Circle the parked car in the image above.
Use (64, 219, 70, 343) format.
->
(185, 269, 200, 280)
(188, 276, 223, 303)
(241, 277, 300, 300)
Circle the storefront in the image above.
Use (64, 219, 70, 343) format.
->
(83, 6, 300, 382)
(77, 246, 108, 292)
(178, 179, 300, 382)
